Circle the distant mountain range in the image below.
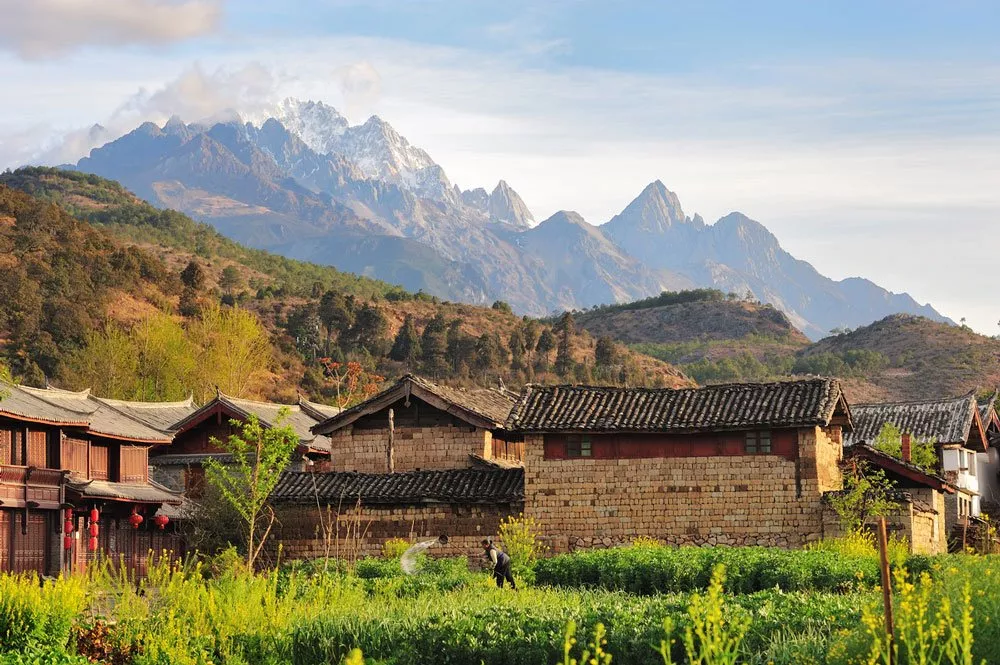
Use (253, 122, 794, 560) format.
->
(71, 97, 949, 339)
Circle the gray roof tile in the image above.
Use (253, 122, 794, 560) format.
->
(844, 394, 981, 448)
(506, 378, 849, 433)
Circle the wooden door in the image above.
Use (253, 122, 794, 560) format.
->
(10, 512, 48, 575)
(0, 511, 9, 572)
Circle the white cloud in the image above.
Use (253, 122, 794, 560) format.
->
(0, 0, 223, 59)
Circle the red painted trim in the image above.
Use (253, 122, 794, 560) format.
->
(542, 430, 799, 461)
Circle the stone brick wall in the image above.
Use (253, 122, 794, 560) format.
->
(328, 425, 492, 473)
(820, 487, 947, 555)
(524, 426, 842, 551)
(272, 501, 522, 561)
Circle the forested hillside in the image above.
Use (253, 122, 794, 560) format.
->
(0, 168, 691, 405)
(572, 289, 999, 402)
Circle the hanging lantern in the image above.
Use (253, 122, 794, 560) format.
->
(153, 514, 169, 530)
(64, 507, 73, 521)
(88, 536, 98, 552)
(64, 519, 74, 534)
(129, 509, 144, 530)
(63, 535, 73, 550)
(88, 522, 99, 538)
(89, 507, 99, 523)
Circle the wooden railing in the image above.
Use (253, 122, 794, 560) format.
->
(0, 464, 66, 509)
(0, 465, 65, 487)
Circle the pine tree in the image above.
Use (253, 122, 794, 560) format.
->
(509, 327, 527, 372)
(446, 319, 474, 376)
(595, 336, 618, 368)
(554, 312, 575, 377)
(180, 260, 206, 290)
(348, 303, 389, 356)
(474, 332, 502, 374)
(318, 291, 355, 355)
(389, 315, 422, 365)
(420, 313, 449, 376)
(535, 328, 556, 371)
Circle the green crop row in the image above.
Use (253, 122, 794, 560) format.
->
(534, 544, 932, 594)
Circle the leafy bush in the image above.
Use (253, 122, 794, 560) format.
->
(498, 513, 547, 584)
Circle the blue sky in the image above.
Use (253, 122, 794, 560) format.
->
(1, 0, 999, 332)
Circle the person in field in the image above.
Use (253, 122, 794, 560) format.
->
(482, 538, 516, 589)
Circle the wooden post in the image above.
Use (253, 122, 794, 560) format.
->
(387, 408, 395, 474)
(877, 516, 894, 661)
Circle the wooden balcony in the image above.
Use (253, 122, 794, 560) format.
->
(0, 465, 66, 509)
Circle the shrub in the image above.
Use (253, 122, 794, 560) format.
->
(498, 513, 547, 584)
(381, 538, 411, 559)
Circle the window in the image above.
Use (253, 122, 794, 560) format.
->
(567, 435, 592, 458)
(745, 431, 772, 454)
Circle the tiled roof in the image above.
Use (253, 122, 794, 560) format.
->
(0, 382, 90, 426)
(93, 395, 198, 431)
(845, 444, 954, 493)
(506, 378, 850, 433)
(7, 385, 173, 442)
(844, 394, 982, 449)
(66, 477, 184, 504)
(149, 453, 236, 466)
(312, 374, 518, 434)
(272, 467, 524, 505)
(298, 397, 341, 422)
(171, 392, 334, 453)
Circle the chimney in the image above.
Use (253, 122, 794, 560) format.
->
(901, 432, 912, 463)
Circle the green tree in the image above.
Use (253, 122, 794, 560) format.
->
(204, 412, 299, 571)
(554, 312, 575, 377)
(318, 291, 355, 355)
(420, 313, 449, 376)
(535, 328, 556, 371)
(594, 336, 619, 368)
(474, 332, 503, 374)
(219, 265, 243, 296)
(133, 313, 198, 401)
(491, 300, 513, 315)
(180, 260, 206, 290)
(389, 315, 422, 365)
(190, 305, 272, 402)
(446, 319, 475, 375)
(509, 327, 527, 372)
(829, 459, 899, 533)
(872, 422, 938, 472)
(348, 303, 389, 356)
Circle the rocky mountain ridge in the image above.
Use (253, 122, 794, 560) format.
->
(70, 98, 950, 337)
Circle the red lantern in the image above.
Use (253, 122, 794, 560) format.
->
(63, 535, 73, 550)
(88, 522, 99, 538)
(129, 510, 144, 529)
(88, 537, 98, 552)
(64, 519, 74, 534)
(153, 514, 169, 530)
(89, 508, 99, 523)
(64, 508, 73, 521)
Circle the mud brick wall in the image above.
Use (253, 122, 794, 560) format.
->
(273, 501, 522, 560)
(525, 426, 843, 551)
(327, 425, 492, 473)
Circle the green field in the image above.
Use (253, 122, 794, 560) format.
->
(1, 543, 997, 665)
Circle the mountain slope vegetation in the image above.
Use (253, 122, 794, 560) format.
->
(574, 291, 996, 402)
(0, 168, 691, 403)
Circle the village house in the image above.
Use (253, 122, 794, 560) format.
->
(844, 393, 995, 543)
(148, 391, 339, 495)
(309, 374, 521, 473)
(977, 395, 1000, 515)
(0, 384, 183, 577)
(826, 444, 953, 554)
(505, 379, 852, 551)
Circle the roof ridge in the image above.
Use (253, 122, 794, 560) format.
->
(221, 392, 303, 411)
(15, 384, 97, 415)
(853, 393, 976, 408)
(94, 395, 195, 409)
